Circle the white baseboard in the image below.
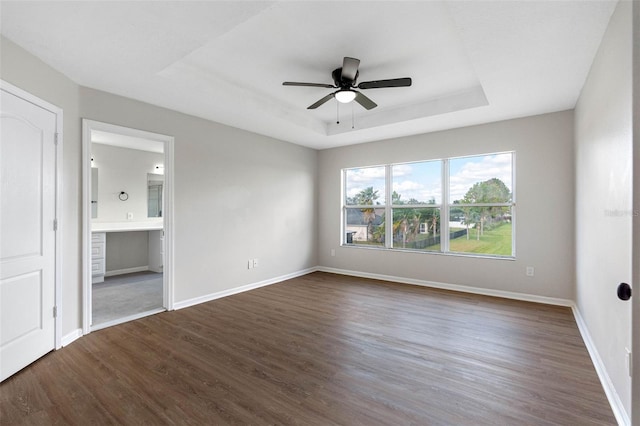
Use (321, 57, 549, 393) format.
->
(572, 306, 630, 426)
(316, 266, 574, 307)
(105, 266, 149, 277)
(173, 267, 318, 310)
(61, 328, 82, 347)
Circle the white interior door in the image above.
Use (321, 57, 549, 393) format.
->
(0, 86, 58, 381)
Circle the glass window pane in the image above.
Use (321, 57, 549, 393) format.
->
(345, 166, 386, 206)
(449, 153, 512, 204)
(392, 161, 441, 205)
(345, 207, 385, 247)
(392, 207, 440, 251)
(449, 207, 512, 256)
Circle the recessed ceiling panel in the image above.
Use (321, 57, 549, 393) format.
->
(159, 1, 482, 130)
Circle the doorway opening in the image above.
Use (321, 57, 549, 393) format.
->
(82, 120, 174, 333)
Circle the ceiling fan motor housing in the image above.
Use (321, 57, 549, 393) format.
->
(332, 68, 358, 88)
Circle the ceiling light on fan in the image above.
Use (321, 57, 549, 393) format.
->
(334, 90, 356, 104)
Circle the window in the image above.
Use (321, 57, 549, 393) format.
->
(391, 161, 442, 252)
(344, 166, 386, 247)
(342, 152, 514, 258)
(448, 153, 513, 256)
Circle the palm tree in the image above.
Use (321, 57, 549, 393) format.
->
(354, 187, 379, 241)
(393, 208, 424, 248)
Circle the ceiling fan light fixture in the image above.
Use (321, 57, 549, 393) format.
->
(335, 90, 356, 104)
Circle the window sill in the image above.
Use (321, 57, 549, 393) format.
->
(340, 243, 516, 260)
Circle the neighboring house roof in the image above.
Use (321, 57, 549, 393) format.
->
(346, 208, 384, 226)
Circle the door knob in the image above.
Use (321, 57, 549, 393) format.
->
(617, 283, 632, 301)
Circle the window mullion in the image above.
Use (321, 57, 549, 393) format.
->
(441, 159, 450, 253)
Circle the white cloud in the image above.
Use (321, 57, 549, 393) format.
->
(391, 164, 413, 177)
(393, 180, 423, 192)
(346, 166, 385, 184)
(345, 166, 386, 201)
(449, 154, 512, 201)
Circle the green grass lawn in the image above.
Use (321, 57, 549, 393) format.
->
(449, 222, 512, 255)
(348, 222, 512, 255)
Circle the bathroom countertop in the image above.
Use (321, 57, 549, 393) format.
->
(92, 221, 163, 232)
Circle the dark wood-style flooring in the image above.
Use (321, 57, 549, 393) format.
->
(1, 272, 615, 425)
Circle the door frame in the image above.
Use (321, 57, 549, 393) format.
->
(1, 79, 63, 350)
(81, 119, 174, 334)
(632, 2, 639, 423)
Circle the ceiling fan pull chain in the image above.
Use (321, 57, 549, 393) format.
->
(352, 104, 355, 129)
(336, 102, 340, 124)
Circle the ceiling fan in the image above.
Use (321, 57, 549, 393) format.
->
(283, 57, 412, 110)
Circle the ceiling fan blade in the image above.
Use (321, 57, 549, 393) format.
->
(341, 57, 360, 81)
(358, 77, 412, 89)
(307, 93, 335, 109)
(283, 82, 336, 88)
(354, 91, 377, 110)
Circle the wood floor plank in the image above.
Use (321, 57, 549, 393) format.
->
(0, 272, 615, 424)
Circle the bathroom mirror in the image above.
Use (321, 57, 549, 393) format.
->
(91, 168, 98, 218)
(147, 173, 164, 217)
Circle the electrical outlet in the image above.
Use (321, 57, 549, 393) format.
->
(247, 260, 253, 269)
(331, 249, 336, 257)
(526, 266, 535, 277)
(253, 258, 259, 268)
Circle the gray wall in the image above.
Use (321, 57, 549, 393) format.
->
(79, 87, 318, 303)
(318, 111, 576, 300)
(1, 35, 318, 333)
(1, 36, 82, 334)
(575, 0, 632, 418)
(105, 232, 149, 273)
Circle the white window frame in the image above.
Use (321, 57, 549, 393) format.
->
(342, 152, 515, 259)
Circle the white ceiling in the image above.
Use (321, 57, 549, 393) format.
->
(1, 1, 617, 150)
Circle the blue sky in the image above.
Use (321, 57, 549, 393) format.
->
(345, 153, 513, 204)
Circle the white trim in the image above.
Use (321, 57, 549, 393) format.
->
(91, 308, 165, 332)
(163, 136, 175, 310)
(572, 306, 630, 426)
(316, 266, 574, 307)
(61, 329, 83, 347)
(341, 152, 515, 256)
(82, 120, 92, 334)
(174, 267, 318, 310)
(1, 80, 64, 350)
(104, 266, 149, 277)
(82, 119, 175, 333)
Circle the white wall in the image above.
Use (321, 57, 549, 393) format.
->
(79, 87, 318, 304)
(91, 143, 163, 223)
(318, 111, 575, 300)
(1, 36, 82, 335)
(574, 0, 632, 420)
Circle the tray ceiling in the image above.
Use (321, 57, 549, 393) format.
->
(1, 1, 617, 149)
